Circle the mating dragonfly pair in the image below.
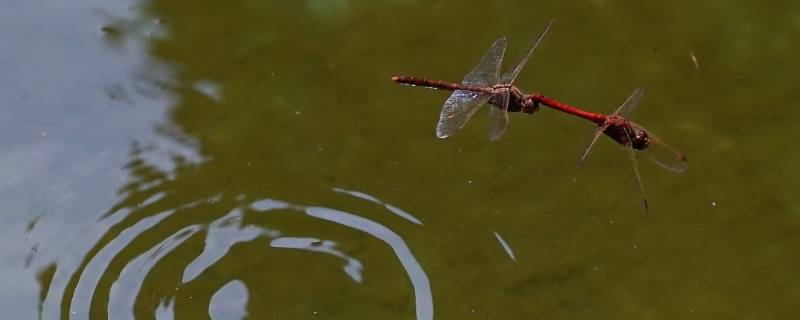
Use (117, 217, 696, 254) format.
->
(392, 21, 687, 213)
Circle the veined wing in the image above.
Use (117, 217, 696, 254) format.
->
(639, 130, 688, 173)
(500, 20, 553, 84)
(624, 128, 650, 214)
(613, 86, 645, 117)
(576, 122, 611, 170)
(463, 38, 506, 86)
(487, 91, 510, 141)
(436, 90, 492, 138)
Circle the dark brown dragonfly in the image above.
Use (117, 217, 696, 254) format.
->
(393, 21, 553, 140)
(575, 87, 689, 212)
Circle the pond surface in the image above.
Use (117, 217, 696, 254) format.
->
(2, 0, 800, 319)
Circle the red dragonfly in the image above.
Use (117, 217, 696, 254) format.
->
(393, 21, 553, 140)
(393, 22, 687, 212)
(538, 87, 688, 212)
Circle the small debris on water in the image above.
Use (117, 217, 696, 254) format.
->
(494, 231, 516, 261)
(690, 51, 700, 69)
(192, 80, 222, 101)
(711, 201, 717, 207)
(100, 25, 119, 36)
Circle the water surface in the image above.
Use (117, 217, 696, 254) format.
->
(2, 0, 800, 319)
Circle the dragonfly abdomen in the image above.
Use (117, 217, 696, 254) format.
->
(391, 76, 493, 93)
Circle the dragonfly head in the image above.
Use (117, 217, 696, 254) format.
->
(628, 125, 650, 150)
(521, 96, 538, 114)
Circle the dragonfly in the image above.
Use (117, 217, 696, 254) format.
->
(392, 20, 553, 140)
(543, 87, 688, 213)
(392, 21, 687, 212)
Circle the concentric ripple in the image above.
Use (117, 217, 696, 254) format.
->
(34, 157, 433, 319)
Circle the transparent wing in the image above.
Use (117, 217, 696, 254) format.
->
(500, 20, 553, 84)
(612, 86, 645, 117)
(639, 130, 688, 173)
(487, 91, 510, 141)
(436, 90, 492, 138)
(576, 122, 610, 170)
(463, 38, 506, 86)
(624, 129, 650, 215)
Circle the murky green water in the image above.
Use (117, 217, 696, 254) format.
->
(2, 0, 800, 319)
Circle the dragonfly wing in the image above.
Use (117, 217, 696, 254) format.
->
(436, 90, 491, 138)
(640, 131, 688, 173)
(612, 86, 645, 117)
(625, 137, 650, 215)
(576, 122, 610, 170)
(500, 20, 553, 84)
(463, 38, 506, 86)
(487, 91, 510, 141)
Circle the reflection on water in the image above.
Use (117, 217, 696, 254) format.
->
(271, 237, 365, 283)
(333, 187, 423, 225)
(107, 224, 201, 320)
(182, 207, 271, 283)
(6, 0, 800, 319)
(34, 145, 432, 319)
(7, 1, 433, 318)
(208, 280, 248, 320)
(303, 206, 432, 319)
(0, 0, 194, 318)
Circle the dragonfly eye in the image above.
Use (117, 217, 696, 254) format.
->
(522, 98, 538, 114)
(631, 129, 650, 150)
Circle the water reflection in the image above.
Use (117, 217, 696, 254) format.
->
(11, 0, 800, 318)
(5, 1, 434, 318)
(32, 146, 432, 319)
(0, 1, 195, 318)
(182, 208, 271, 283)
(107, 225, 201, 320)
(270, 237, 365, 283)
(333, 187, 424, 225)
(304, 206, 433, 319)
(208, 280, 249, 320)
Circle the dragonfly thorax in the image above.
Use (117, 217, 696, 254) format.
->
(604, 118, 651, 150)
(487, 85, 536, 114)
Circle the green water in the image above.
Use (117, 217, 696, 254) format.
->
(2, 0, 800, 319)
